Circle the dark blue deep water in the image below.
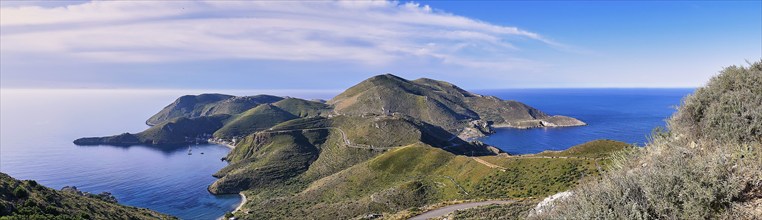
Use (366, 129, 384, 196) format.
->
(0, 88, 692, 218)
(477, 89, 694, 154)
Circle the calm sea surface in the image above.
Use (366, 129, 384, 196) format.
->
(477, 89, 694, 154)
(0, 88, 692, 218)
(0, 89, 335, 220)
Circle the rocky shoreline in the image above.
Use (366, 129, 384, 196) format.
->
(458, 116, 587, 140)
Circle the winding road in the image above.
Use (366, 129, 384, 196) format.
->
(408, 200, 514, 220)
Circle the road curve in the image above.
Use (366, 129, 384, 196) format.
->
(408, 200, 513, 220)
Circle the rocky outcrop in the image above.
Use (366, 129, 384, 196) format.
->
(457, 119, 495, 140)
(495, 116, 587, 129)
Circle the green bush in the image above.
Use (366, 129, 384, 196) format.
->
(670, 60, 762, 144)
(12, 187, 28, 199)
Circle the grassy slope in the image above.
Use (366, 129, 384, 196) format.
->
(146, 93, 233, 125)
(146, 94, 283, 125)
(536, 139, 632, 158)
(231, 139, 630, 219)
(272, 98, 331, 118)
(0, 173, 174, 220)
(213, 104, 298, 139)
(209, 114, 492, 195)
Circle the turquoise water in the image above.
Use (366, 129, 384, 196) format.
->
(477, 89, 695, 154)
(0, 88, 692, 218)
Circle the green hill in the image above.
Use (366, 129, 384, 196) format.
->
(0, 172, 174, 220)
(329, 74, 585, 139)
(536, 139, 633, 158)
(146, 94, 283, 126)
(208, 114, 499, 195)
(213, 104, 299, 139)
(272, 98, 331, 117)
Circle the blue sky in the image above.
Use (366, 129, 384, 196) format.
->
(1, 1, 760, 90)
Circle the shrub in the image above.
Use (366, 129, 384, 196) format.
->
(670, 60, 762, 144)
(13, 186, 28, 199)
(534, 60, 762, 219)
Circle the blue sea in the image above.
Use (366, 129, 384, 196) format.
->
(0, 88, 692, 219)
(477, 89, 694, 154)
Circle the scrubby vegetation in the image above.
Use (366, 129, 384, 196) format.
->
(445, 200, 537, 220)
(220, 139, 628, 219)
(537, 60, 762, 219)
(0, 173, 174, 220)
(536, 139, 633, 158)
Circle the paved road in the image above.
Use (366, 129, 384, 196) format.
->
(408, 200, 514, 220)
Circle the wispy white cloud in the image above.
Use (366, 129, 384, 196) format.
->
(1, 1, 562, 70)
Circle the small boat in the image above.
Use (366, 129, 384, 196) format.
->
(188, 146, 192, 155)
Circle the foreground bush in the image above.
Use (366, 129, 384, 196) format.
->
(535, 60, 762, 219)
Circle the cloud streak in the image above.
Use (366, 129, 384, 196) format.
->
(1, 1, 560, 69)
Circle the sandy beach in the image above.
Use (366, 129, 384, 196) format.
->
(234, 192, 247, 213)
(208, 139, 236, 149)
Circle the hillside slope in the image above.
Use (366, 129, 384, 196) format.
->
(75, 115, 228, 147)
(213, 104, 298, 139)
(207, 114, 498, 195)
(146, 94, 283, 126)
(329, 74, 585, 139)
(229, 139, 630, 219)
(0, 172, 174, 219)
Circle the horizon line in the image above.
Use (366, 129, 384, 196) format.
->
(0, 86, 698, 91)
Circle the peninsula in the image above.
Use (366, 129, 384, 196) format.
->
(75, 74, 584, 147)
(75, 74, 592, 219)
